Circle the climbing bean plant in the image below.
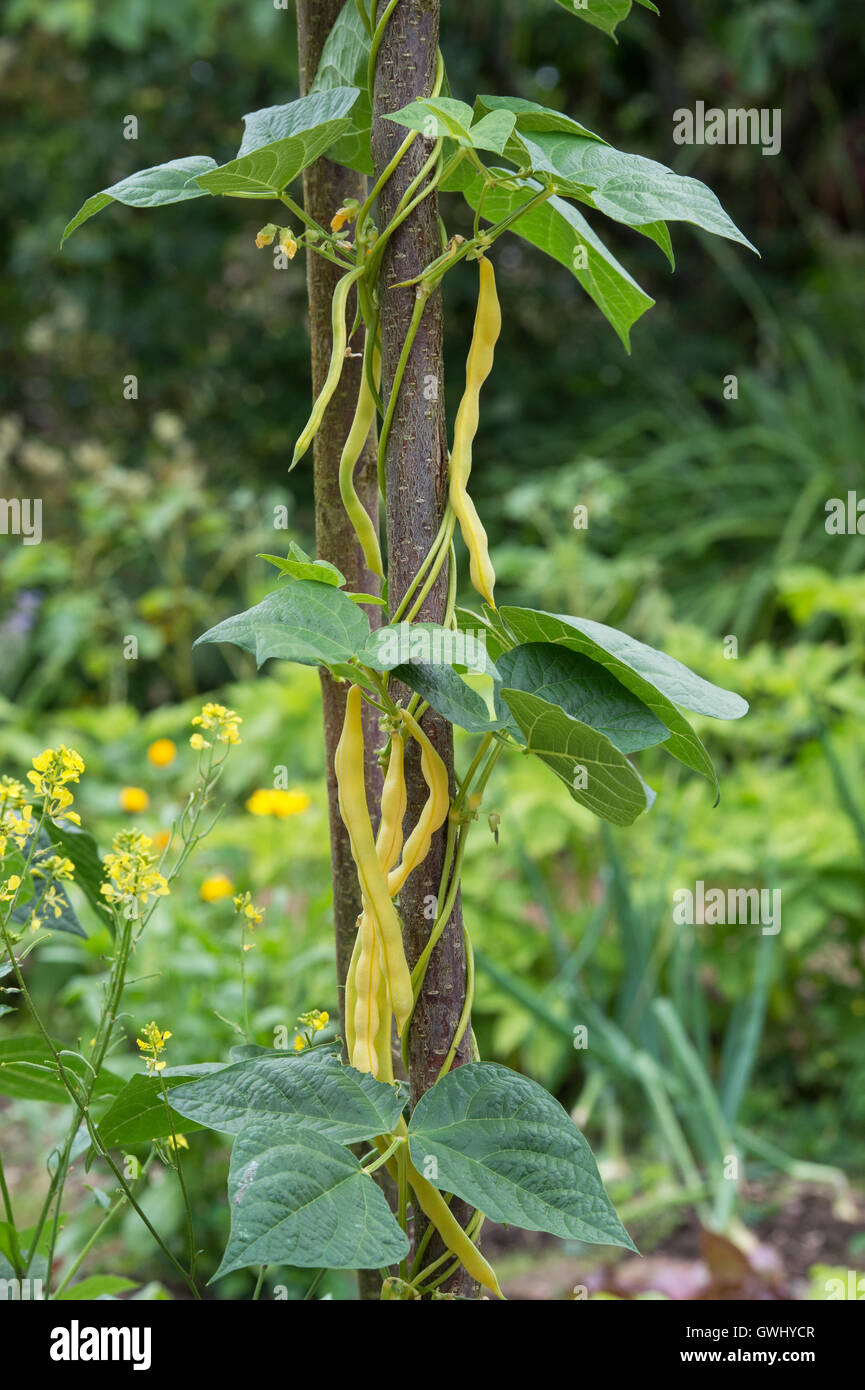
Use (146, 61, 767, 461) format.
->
(59, 0, 754, 1298)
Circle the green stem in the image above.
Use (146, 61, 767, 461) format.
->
(81, 1111, 201, 1299)
(53, 1152, 155, 1297)
(405, 512, 455, 622)
(158, 1076, 197, 1280)
(363, 1133, 404, 1176)
(391, 505, 452, 622)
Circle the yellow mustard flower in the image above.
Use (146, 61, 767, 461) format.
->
(0, 804, 35, 856)
(101, 830, 169, 911)
(147, 738, 177, 768)
(200, 874, 234, 903)
(190, 703, 242, 748)
(233, 891, 264, 927)
(299, 1009, 329, 1033)
(33, 855, 75, 882)
(120, 786, 149, 813)
(137, 1021, 172, 1073)
(26, 746, 84, 825)
(0, 875, 22, 903)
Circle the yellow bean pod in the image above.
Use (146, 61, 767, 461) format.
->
(338, 341, 383, 577)
(291, 265, 364, 471)
(343, 919, 362, 1062)
(387, 709, 450, 898)
(376, 735, 407, 874)
(448, 256, 501, 607)
(351, 906, 381, 1075)
(335, 686, 413, 1035)
(406, 1157, 503, 1299)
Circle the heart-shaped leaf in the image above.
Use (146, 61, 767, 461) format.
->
(169, 1051, 404, 1143)
(496, 642, 670, 753)
(62, 157, 217, 245)
(552, 0, 658, 39)
(95, 1071, 224, 1149)
(500, 607, 747, 792)
(212, 1124, 409, 1278)
(408, 1062, 636, 1249)
(310, 1, 373, 173)
(387, 97, 516, 155)
(501, 687, 654, 825)
(195, 88, 359, 198)
(391, 662, 506, 734)
(194, 580, 371, 667)
(442, 162, 654, 350)
(509, 130, 757, 252)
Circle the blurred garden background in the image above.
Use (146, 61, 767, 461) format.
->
(1, 0, 864, 1299)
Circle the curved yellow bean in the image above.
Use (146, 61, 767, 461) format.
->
(407, 1156, 503, 1299)
(338, 341, 383, 577)
(448, 256, 501, 607)
(335, 686, 413, 1035)
(291, 265, 364, 470)
(387, 709, 450, 898)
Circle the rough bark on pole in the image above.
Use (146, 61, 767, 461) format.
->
(296, 0, 382, 1047)
(371, 0, 478, 1297)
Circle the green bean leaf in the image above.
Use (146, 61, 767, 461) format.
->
(501, 687, 655, 825)
(310, 0, 373, 173)
(442, 161, 654, 349)
(61, 157, 217, 245)
(552, 0, 658, 39)
(194, 88, 360, 198)
(495, 642, 670, 753)
(408, 1062, 636, 1249)
(212, 1124, 409, 1278)
(169, 1051, 404, 1143)
(500, 606, 748, 794)
(387, 97, 516, 155)
(194, 580, 371, 668)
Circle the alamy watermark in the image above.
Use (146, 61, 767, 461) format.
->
(673, 881, 781, 936)
(673, 102, 781, 157)
(0, 497, 41, 545)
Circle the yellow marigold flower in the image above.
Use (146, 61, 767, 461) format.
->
(147, 738, 177, 768)
(245, 788, 310, 818)
(120, 786, 149, 813)
(200, 874, 234, 903)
